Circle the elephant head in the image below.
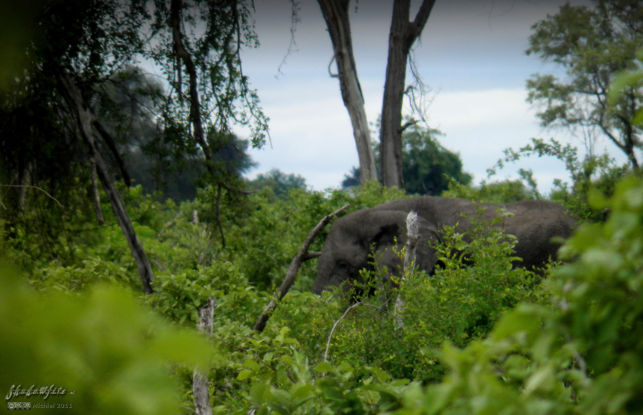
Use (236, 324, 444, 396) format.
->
(313, 209, 439, 295)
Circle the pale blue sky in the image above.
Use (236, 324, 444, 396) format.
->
(237, 0, 624, 193)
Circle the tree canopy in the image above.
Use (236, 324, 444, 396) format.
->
(526, 0, 642, 170)
(0, 0, 268, 292)
(250, 169, 308, 198)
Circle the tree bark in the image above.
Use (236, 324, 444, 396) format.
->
(380, 0, 436, 188)
(253, 204, 350, 333)
(90, 157, 105, 225)
(58, 72, 155, 294)
(193, 296, 215, 415)
(318, 0, 377, 183)
(93, 120, 132, 186)
(394, 211, 419, 329)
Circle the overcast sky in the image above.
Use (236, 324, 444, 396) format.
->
(237, 0, 619, 193)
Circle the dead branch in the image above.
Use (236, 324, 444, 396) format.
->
(93, 119, 132, 186)
(0, 184, 64, 208)
(252, 204, 350, 333)
(89, 157, 105, 224)
(163, 210, 184, 229)
(394, 211, 419, 329)
(193, 296, 215, 415)
(170, 0, 211, 161)
(303, 251, 322, 261)
(324, 301, 361, 362)
(58, 72, 155, 294)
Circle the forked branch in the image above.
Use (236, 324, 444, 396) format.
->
(252, 204, 350, 333)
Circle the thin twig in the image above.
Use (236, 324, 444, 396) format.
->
(324, 301, 361, 362)
(0, 185, 63, 208)
(215, 184, 226, 248)
(303, 251, 322, 260)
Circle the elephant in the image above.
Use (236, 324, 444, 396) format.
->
(313, 196, 577, 294)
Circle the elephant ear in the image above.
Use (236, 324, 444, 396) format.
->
(361, 210, 406, 247)
(364, 210, 441, 275)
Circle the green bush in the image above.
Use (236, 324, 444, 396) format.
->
(443, 178, 539, 204)
(216, 181, 407, 290)
(149, 260, 266, 327)
(0, 261, 213, 415)
(404, 175, 643, 414)
(256, 211, 540, 391)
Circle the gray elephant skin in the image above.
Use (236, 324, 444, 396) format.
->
(313, 196, 577, 294)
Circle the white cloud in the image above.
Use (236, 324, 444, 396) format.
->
(245, 84, 569, 192)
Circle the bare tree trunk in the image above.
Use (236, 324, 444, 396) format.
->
(380, 0, 436, 188)
(394, 211, 419, 329)
(94, 120, 132, 186)
(193, 296, 215, 415)
(253, 204, 350, 333)
(318, 0, 377, 183)
(90, 157, 105, 225)
(17, 162, 32, 213)
(58, 73, 155, 294)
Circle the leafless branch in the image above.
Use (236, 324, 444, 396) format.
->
(215, 184, 226, 248)
(170, 0, 211, 161)
(193, 296, 215, 415)
(304, 251, 322, 260)
(411, 0, 437, 37)
(324, 301, 361, 362)
(276, 1, 301, 77)
(93, 120, 132, 186)
(328, 55, 339, 78)
(253, 204, 350, 333)
(0, 185, 63, 208)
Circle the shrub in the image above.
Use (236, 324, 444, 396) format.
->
(0, 261, 212, 415)
(410, 175, 643, 414)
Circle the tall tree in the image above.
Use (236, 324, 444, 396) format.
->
(1, 0, 268, 291)
(0, 0, 157, 293)
(526, 0, 642, 170)
(379, 0, 436, 188)
(318, 0, 436, 188)
(152, 0, 269, 240)
(317, 0, 377, 184)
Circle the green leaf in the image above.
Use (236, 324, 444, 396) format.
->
(237, 369, 253, 381)
(314, 361, 334, 373)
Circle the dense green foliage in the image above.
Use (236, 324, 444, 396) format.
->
(3, 172, 641, 413)
(0, 262, 212, 414)
(443, 178, 539, 204)
(488, 137, 629, 219)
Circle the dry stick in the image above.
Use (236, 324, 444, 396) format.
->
(193, 296, 215, 415)
(89, 158, 105, 224)
(324, 301, 362, 362)
(0, 184, 64, 208)
(394, 211, 419, 330)
(252, 204, 350, 333)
